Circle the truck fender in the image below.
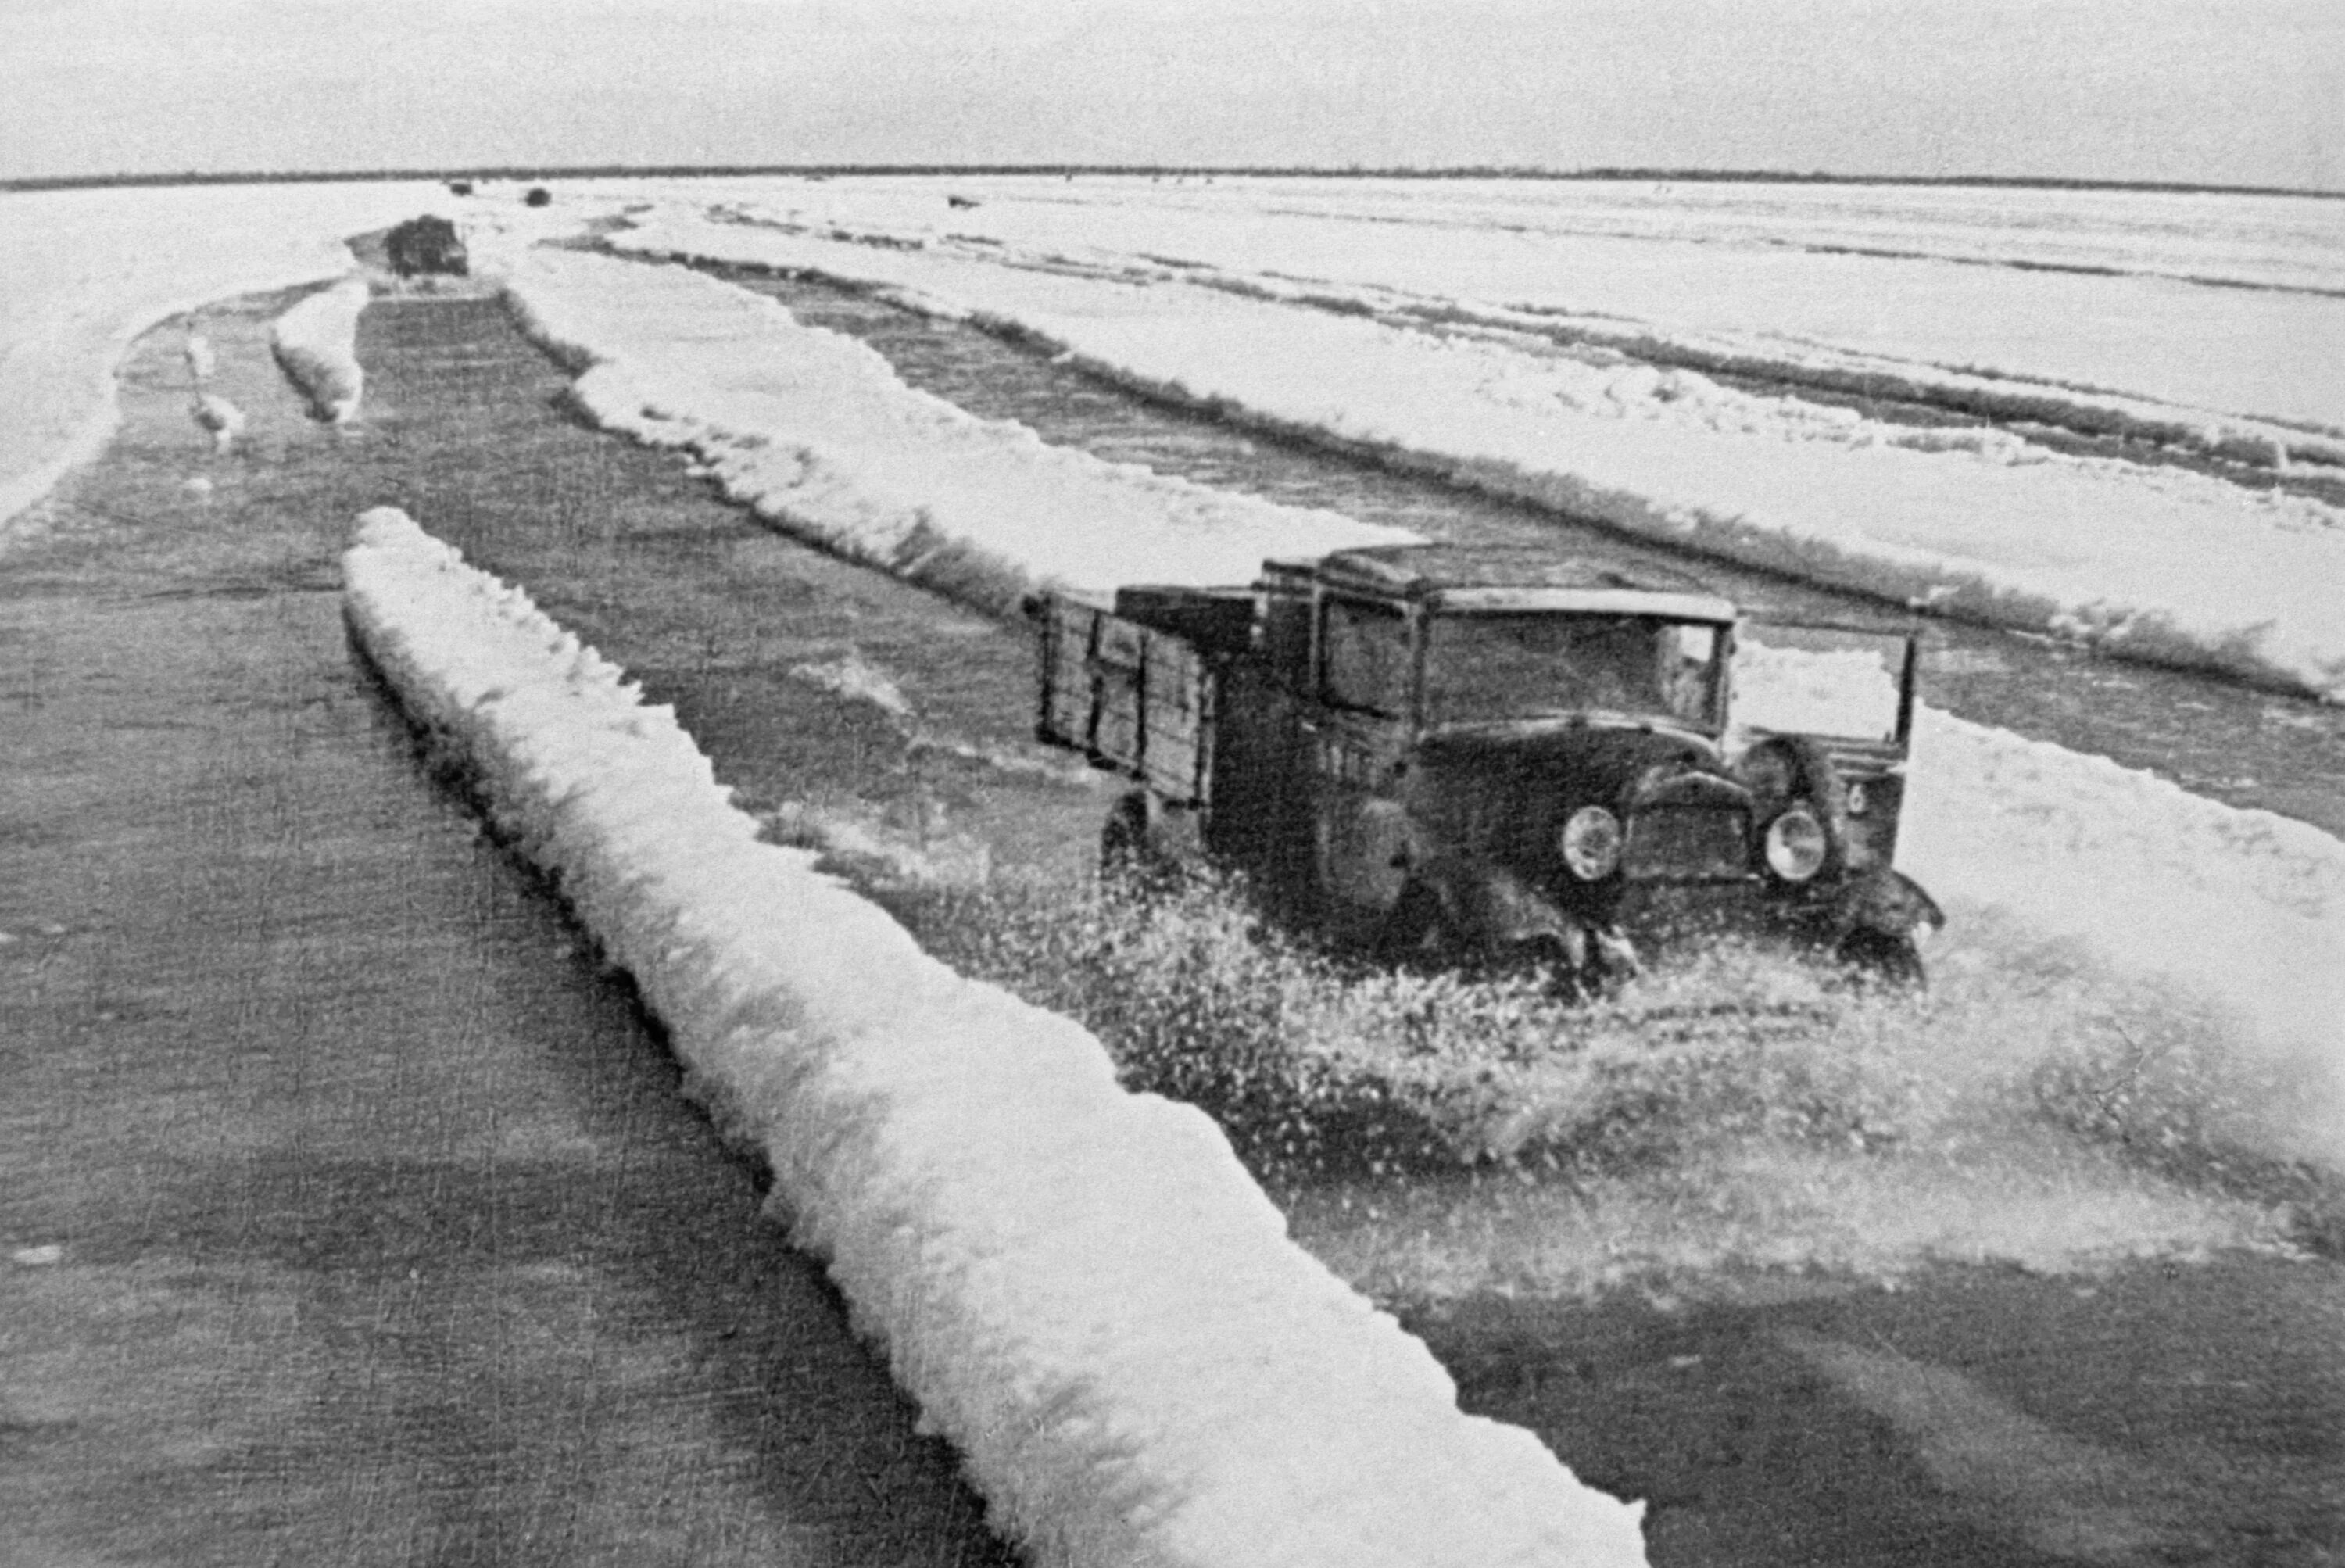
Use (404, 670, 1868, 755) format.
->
(1828, 868, 1943, 985)
(1742, 734, 1857, 877)
(1835, 866, 1944, 940)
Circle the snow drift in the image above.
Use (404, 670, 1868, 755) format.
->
(498, 248, 1408, 611)
(1903, 706, 2345, 1165)
(607, 209, 2345, 703)
(339, 504, 1648, 1568)
(643, 175, 2345, 457)
(270, 276, 369, 422)
(190, 391, 245, 456)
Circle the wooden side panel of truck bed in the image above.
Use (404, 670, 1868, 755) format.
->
(1036, 595, 1216, 806)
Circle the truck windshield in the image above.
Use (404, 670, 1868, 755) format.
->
(1423, 614, 1724, 728)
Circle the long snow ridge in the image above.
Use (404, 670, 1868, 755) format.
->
(270, 275, 369, 423)
(340, 505, 1650, 1568)
(498, 247, 1409, 612)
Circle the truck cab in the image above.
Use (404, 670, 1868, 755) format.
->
(1036, 543, 1941, 987)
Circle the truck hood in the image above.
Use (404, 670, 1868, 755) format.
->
(1417, 717, 1733, 808)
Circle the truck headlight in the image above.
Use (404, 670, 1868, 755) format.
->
(1763, 807, 1828, 882)
(1559, 806, 1623, 880)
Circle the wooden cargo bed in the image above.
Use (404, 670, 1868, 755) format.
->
(1034, 588, 1249, 807)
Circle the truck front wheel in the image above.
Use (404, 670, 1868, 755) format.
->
(1835, 925, 1926, 988)
(1374, 878, 1449, 965)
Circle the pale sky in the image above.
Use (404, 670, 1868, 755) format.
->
(5, 0, 2340, 190)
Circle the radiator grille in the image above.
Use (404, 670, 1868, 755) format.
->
(1624, 807, 1749, 882)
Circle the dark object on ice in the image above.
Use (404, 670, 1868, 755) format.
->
(1033, 544, 1942, 991)
(384, 215, 468, 278)
(447, 179, 474, 196)
(524, 186, 552, 207)
(947, 193, 981, 209)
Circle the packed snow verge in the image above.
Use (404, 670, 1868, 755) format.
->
(339, 504, 1647, 1568)
(497, 248, 1408, 612)
(270, 276, 369, 422)
(609, 213, 2345, 703)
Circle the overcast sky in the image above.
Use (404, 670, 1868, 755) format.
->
(5, 0, 2339, 189)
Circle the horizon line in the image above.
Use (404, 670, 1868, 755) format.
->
(8, 163, 2341, 202)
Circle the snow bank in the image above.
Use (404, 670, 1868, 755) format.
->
(270, 275, 369, 422)
(498, 248, 1408, 610)
(339, 504, 1647, 1568)
(671, 174, 2345, 446)
(1902, 707, 2345, 1165)
(609, 213, 2345, 703)
(0, 181, 437, 533)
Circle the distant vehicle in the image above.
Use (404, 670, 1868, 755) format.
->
(524, 186, 552, 208)
(384, 215, 468, 278)
(1033, 543, 1942, 990)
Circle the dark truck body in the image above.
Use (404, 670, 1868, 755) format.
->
(1035, 544, 1941, 986)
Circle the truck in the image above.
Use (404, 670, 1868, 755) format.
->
(1032, 542, 1943, 991)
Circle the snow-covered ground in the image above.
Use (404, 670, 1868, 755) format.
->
(9, 177, 2340, 1146)
(630, 174, 2345, 446)
(595, 196, 2345, 703)
(1901, 706, 2345, 1165)
(342, 505, 1649, 1568)
(0, 181, 442, 533)
(9, 174, 2340, 1556)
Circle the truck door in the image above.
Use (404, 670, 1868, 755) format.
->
(1307, 596, 1416, 936)
(1205, 570, 1312, 906)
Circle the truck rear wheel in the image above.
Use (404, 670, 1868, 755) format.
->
(1101, 792, 1176, 882)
